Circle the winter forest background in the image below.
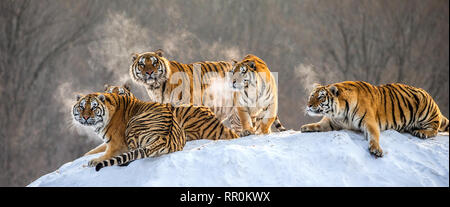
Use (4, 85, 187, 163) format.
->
(0, 0, 448, 186)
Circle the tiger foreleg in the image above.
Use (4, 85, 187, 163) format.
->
(300, 117, 334, 132)
(259, 116, 276, 134)
(363, 119, 383, 158)
(273, 115, 287, 132)
(237, 107, 256, 136)
(84, 143, 107, 156)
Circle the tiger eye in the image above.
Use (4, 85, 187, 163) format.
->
(95, 108, 101, 115)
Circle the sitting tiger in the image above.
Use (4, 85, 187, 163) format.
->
(129, 49, 234, 122)
(300, 81, 449, 157)
(228, 54, 286, 136)
(74, 92, 239, 171)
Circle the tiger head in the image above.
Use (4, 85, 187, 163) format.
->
(306, 84, 341, 117)
(73, 93, 111, 130)
(230, 54, 271, 91)
(104, 83, 134, 98)
(129, 49, 170, 89)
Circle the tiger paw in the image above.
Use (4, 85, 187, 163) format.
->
(368, 141, 384, 158)
(411, 129, 437, 139)
(88, 158, 102, 167)
(300, 124, 318, 132)
(240, 129, 255, 137)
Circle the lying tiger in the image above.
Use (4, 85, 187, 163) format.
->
(101, 84, 235, 142)
(301, 81, 449, 157)
(73, 90, 238, 171)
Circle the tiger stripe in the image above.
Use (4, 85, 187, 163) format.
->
(130, 50, 234, 122)
(227, 54, 287, 136)
(74, 92, 239, 171)
(301, 81, 449, 157)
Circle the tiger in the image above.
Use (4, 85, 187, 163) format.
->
(300, 81, 449, 157)
(129, 49, 234, 122)
(73, 92, 239, 171)
(101, 84, 238, 142)
(81, 84, 137, 158)
(104, 83, 134, 98)
(228, 54, 286, 136)
(223, 111, 286, 136)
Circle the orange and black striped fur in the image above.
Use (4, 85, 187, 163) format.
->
(102, 84, 238, 142)
(81, 84, 135, 159)
(73, 92, 238, 171)
(129, 49, 233, 121)
(228, 54, 286, 136)
(300, 81, 449, 157)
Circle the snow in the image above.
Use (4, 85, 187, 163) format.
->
(28, 130, 449, 187)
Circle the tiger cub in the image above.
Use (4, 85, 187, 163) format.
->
(129, 49, 234, 121)
(228, 54, 286, 136)
(73, 92, 238, 171)
(300, 81, 449, 157)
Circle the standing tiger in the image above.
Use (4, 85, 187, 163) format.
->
(300, 81, 449, 157)
(129, 49, 234, 121)
(228, 54, 286, 136)
(74, 92, 238, 171)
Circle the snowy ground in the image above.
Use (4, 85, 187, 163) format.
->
(28, 130, 449, 187)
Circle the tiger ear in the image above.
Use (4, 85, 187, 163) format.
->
(76, 94, 82, 101)
(313, 83, 322, 89)
(132, 53, 139, 62)
(231, 59, 238, 66)
(104, 84, 110, 91)
(98, 94, 106, 103)
(247, 60, 256, 69)
(329, 85, 339, 96)
(155, 49, 164, 57)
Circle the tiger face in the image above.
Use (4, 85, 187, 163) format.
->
(73, 94, 108, 128)
(104, 84, 134, 97)
(130, 49, 169, 88)
(230, 60, 256, 90)
(306, 85, 340, 117)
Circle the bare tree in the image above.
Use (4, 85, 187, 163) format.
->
(0, 0, 447, 186)
(0, 0, 104, 186)
(297, 0, 448, 111)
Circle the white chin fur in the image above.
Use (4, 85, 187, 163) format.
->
(307, 110, 323, 117)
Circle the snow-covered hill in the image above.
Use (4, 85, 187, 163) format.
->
(28, 130, 449, 187)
